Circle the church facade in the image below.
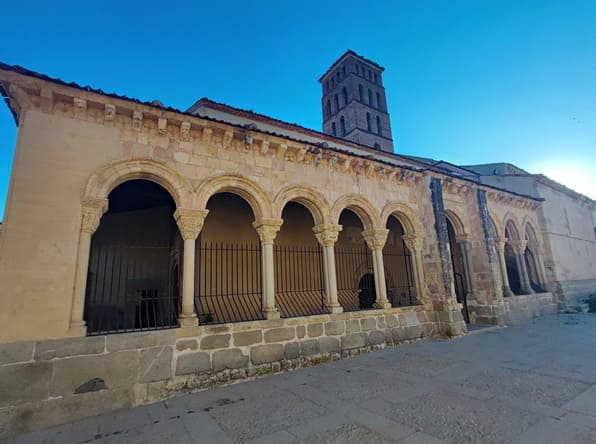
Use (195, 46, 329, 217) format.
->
(0, 51, 593, 436)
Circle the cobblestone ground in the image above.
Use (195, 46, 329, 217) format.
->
(5, 314, 596, 444)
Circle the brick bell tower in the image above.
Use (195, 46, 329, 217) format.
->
(319, 50, 394, 152)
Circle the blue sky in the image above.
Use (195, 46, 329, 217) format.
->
(1, 0, 595, 220)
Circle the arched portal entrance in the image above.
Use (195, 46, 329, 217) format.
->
(84, 180, 181, 335)
(274, 202, 326, 317)
(197, 192, 262, 324)
(335, 209, 375, 311)
(446, 218, 470, 323)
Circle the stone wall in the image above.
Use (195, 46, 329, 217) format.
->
(0, 306, 443, 439)
(501, 292, 558, 323)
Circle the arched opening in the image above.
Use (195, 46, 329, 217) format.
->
(446, 217, 469, 323)
(342, 87, 348, 106)
(197, 192, 262, 324)
(358, 274, 376, 309)
(384, 216, 417, 307)
(524, 224, 544, 292)
(84, 180, 181, 335)
(505, 221, 522, 295)
(335, 209, 374, 311)
(274, 202, 326, 318)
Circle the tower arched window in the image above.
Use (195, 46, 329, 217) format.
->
(332, 122, 337, 136)
(358, 84, 364, 102)
(368, 89, 373, 106)
(342, 87, 348, 106)
(374, 72, 378, 84)
(366, 113, 371, 131)
(340, 116, 346, 136)
(376, 115, 382, 135)
(376, 92, 382, 110)
(326, 99, 331, 117)
(334, 94, 339, 113)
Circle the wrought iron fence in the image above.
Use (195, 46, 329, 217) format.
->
(274, 244, 326, 318)
(84, 244, 180, 335)
(335, 245, 375, 311)
(195, 242, 263, 324)
(383, 248, 419, 307)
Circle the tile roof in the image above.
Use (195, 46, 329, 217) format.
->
(318, 49, 385, 82)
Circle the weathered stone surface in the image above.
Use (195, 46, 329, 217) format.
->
(296, 325, 306, 338)
(251, 344, 283, 364)
(233, 330, 262, 346)
(324, 321, 345, 336)
(368, 330, 386, 346)
(35, 336, 105, 361)
(377, 316, 386, 328)
(50, 350, 139, 396)
(264, 327, 295, 343)
(139, 346, 172, 383)
(401, 312, 419, 327)
(341, 333, 367, 350)
(360, 317, 377, 331)
(392, 327, 406, 343)
(300, 340, 320, 356)
(0, 342, 34, 365)
(283, 342, 300, 360)
(176, 339, 198, 351)
(212, 349, 249, 372)
(200, 334, 230, 350)
(307, 323, 323, 337)
(0, 362, 51, 405)
(175, 352, 211, 375)
(405, 325, 423, 340)
(345, 320, 361, 333)
(319, 337, 340, 354)
(385, 315, 399, 328)
(106, 330, 174, 352)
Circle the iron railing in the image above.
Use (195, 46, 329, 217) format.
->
(383, 245, 418, 307)
(335, 245, 375, 311)
(195, 242, 263, 324)
(274, 244, 326, 318)
(84, 244, 180, 335)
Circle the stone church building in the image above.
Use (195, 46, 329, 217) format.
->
(0, 50, 594, 436)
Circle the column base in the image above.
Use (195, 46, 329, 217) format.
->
(66, 322, 87, 337)
(178, 313, 199, 328)
(503, 286, 515, 297)
(326, 304, 343, 314)
(374, 301, 392, 309)
(263, 308, 281, 320)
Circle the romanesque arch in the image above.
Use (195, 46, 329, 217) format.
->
(489, 213, 504, 240)
(330, 194, 381, 231)
(84, 158, 194, 208)
(380, 202, 421, 235)
(503, 214, 521, 240)
(445, 209, 468, 237)
(195, 174, 272, 221)
(273, 185, 330, 226)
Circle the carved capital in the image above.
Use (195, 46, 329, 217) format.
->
(456, 236, 472, 252)
(362, 229, 389, 251)
(81, 198, 109, 234)
(253, 218, 283, 244)
(494, 238, 506, 253)
(174, 208, 209, 240)
(312, 224, 342, 247)
(508, 239, 527, 256)
(402, 234, 423, 253)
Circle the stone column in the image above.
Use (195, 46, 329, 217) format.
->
(528, 241, 548, 289)
(495, 239, 514, 297)
(68, 198, 108, 336)
(313, 224, 343, 313)
(253, 218, 283, 320)
(174, 209, 209, 327)
(362, 228, 391, 309)
(456, 236, 476, 302)
(402, 234, 426, 304)
(511, 240, 534, 294)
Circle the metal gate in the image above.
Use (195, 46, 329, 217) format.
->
(195, 242, 263, 324)
(383, 246, 418, 307)
(335, 245, 375, 311)
(274, 244, 326, 318)
(84, 244, 180, 335)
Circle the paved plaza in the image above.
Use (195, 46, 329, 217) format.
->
(6, 313, 596, 444)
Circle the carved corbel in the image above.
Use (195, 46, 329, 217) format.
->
(104, 104, 116, 121)
(73, 98, 87, 120)
(222, 130, 234, 149)
(158, 118, 168, 135)
(202, 127, 212, 144)
(260, 140, 270, 155)
(132, 111, 143, 131)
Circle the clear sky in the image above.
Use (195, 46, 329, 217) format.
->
(1, 0, 595, 220)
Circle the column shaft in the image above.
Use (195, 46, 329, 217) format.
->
(496, 242, 513, 297)
(179, 238, 196, 323)
(518, 253, 534, 294)
(68, 231, 92, 334)
(372, 248, 390, 308)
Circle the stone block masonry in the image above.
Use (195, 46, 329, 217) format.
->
(0, 306, 441, 439)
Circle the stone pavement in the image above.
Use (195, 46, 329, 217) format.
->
(5, 314, 596, 444)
